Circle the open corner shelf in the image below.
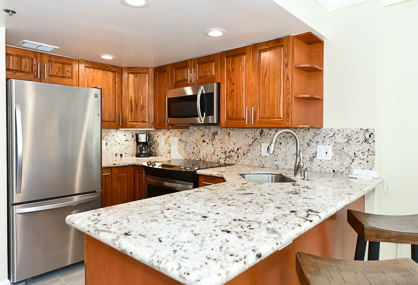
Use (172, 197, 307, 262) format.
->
(294, 95, 323, 100)
(294, 32, 323, 45)
(294, 64, 323, 73)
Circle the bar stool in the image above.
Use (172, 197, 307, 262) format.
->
(296, 252, 418, 285)
(347, 210, 418, 261)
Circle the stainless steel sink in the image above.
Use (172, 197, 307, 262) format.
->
(240, 173, 295, 183)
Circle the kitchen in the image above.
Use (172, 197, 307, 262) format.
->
(1, 0, 418, 284)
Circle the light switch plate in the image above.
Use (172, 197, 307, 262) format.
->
(317, 145, 332, 160)
(262, 143, 269, 156)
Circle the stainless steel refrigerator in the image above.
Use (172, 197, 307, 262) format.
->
(7, 79, 102, 283)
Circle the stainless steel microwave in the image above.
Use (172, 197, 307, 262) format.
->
(166, 83, 220, 125)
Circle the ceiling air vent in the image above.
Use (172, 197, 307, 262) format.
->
(17, 40, 59, 52)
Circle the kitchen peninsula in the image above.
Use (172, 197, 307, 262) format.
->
(66, 165, 382, 285)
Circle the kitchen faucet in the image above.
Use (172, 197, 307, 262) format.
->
(267, 129, 304, 177)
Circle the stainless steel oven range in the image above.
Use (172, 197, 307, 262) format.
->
(142, 159, 229, 198)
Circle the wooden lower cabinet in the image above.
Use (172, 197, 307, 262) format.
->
(198, 175, 226, 187)
(101, 168, 113, 207)
(85, 196, 365, 285)
(102, 166, 145, 207)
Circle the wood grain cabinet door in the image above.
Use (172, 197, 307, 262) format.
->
(111, 166, 134, 205)
(170, 60, 192, 88)
(41, 54, 78, 86)
(122, 68, 154, 128)
(154, 65, 170, 129)
(193, 54, 220, 85)
(101, 168, 112, 207)
(251, 37, 291, 128)
(6, 46, 40, 81)
(79, 60, 122, 129)
(220, 46, 252, 128)
(134, 167, 145, 200)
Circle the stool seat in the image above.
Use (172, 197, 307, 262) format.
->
(347, 210, 418, 244)
(296, 252, 418, 285)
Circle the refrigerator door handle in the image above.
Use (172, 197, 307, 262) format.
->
(15, 105, 23, 195)
(15, 194, 100, 214)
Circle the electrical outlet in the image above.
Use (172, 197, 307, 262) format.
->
(262, 143, 269, 156)
(317, 145, 332, 160)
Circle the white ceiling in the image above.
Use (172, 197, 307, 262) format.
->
(0, 0, 313, 67)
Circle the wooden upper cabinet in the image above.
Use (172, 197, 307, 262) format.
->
(194, 53, 220, 85)
(220, 46, 252, 128)
(154, 65, 170, 129)
(79, 60, 122, 129)
(252, 37, 291, 128)
(122, 68, 154, 128)
(170, 60, 192, 88)
(6, 46, 40, 81)
(41, 54, 78, 86)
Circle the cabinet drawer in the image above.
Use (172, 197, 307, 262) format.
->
(198, 175, 226, 187)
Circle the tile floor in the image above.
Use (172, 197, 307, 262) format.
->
(17, 263, 85, 285)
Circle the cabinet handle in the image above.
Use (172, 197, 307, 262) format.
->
(37, 63, 40, 79)
(245, 107, 248, 125)
(192, 68, 195, 83)
(44, 64, 47, 80)
(251, 107, 255, 125)
(187, 69, 190, 83)
(102, 173, 110, 176)
(150, 113, 153, 127)
(120, 113, 122, 127)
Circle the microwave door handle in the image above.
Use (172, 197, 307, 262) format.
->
(196, 86, 206, 123)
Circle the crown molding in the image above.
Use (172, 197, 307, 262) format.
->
(317, 0, 369, 11)
(379, 0, 409, 6)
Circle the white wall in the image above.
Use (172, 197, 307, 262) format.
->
(0, 27, 8, 283)
(379, 0, 418, 257)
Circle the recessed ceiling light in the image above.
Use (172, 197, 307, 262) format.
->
(119, 0, 151, 8)
(18, 40, 59, 52)
(204, 28, 227, 38)
(100, 54, 116, 60)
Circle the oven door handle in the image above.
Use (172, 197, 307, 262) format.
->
(145, 175, 194, 191)
(196, 85, 206, 123)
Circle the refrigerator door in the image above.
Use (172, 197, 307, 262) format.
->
(8, 80, 102, 204)
(9, 192, 101, 283)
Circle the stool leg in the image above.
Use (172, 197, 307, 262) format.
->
(412, 245, 417, 263)
(354, 236, 367, 260)
(368, 241, 380, 260)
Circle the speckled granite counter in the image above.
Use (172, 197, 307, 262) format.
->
(66, 165, 383, 285)
(102, 156, 167, 167)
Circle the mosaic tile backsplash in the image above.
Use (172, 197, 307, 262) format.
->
(102, 127, 375, 174)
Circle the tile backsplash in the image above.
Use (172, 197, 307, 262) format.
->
(102, 127, 375, 174)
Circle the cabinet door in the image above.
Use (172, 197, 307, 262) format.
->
(111, 166, 134, 205)
(101, 168, 112, 207)
(194, 54, 220, 85)
(6, 46, 40, 81)
(79, 60, 122, 129)
(133, 167, 145, 200)
(154, 65, 170, 129)
(198, 175, 225, 187)
(220, 46, 252, 128)
(122, 68, 154, 128)
(41, 54, 79, 86)
(251, 37, 291, 127)
(170, 60, 192, 88)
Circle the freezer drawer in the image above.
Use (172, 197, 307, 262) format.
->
(9, 192, 101, 283)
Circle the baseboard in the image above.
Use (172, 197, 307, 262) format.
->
(0, 279, 10, 285)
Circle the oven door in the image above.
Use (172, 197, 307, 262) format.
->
(145, 175, 194, 198)
(166, 83, 219, 125)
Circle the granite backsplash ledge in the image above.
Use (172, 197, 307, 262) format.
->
(147, 127, 375, 174)
(101, 127, 375, 175)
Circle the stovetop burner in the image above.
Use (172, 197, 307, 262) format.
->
(143, 159, 230, 172)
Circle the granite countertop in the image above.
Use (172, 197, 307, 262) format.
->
(66, 164, 383, 285)
(102, 156, 167, 167)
